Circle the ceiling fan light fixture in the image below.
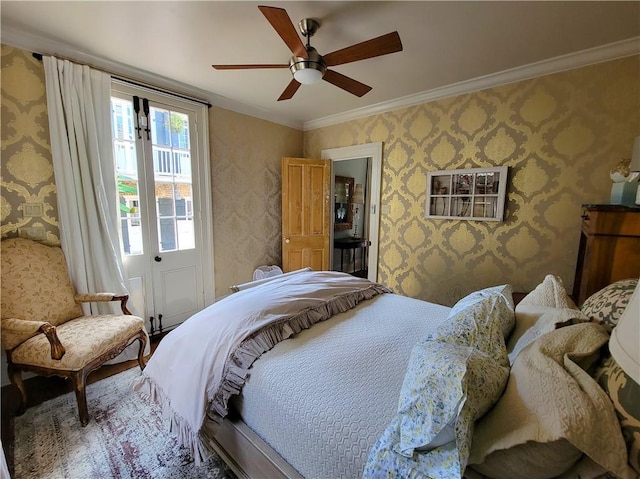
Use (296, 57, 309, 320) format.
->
(289, 47, 326, 84)
(291, 64, 325, 84)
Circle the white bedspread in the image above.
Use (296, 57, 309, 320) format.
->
(234, 293, 451, 479)
(133, 270, 389, 463)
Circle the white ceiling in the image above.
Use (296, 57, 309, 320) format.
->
(2, 1, 639, 129)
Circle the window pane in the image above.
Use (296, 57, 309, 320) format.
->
(151, 107, 194, 252)
(111, 97, 143, 256)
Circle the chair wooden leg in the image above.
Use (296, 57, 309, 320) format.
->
(72, 371, 90, 426)
(8, 364, 27, 416)
(137, 331, 148, 371)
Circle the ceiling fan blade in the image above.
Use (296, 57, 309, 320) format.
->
(212, 64, 289, 70)
(278, 79, 302, 101)
(323, 31, 403, 67)
(323, 70, 372, 97)
(258, 5, 308, 59)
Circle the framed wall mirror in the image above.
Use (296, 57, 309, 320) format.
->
(334, 175, 354, 231)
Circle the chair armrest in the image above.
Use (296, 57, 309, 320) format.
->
(2, 318, 48, 350)
(39, 323, 66, 360)
(74, 293, 132, 315)
(1, 318, 66, 360)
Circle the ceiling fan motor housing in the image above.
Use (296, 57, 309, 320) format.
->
(299, 18, 320, 38)
(289, 47, 326, 84)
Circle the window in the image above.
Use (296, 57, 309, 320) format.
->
(425, 166, 508, 221)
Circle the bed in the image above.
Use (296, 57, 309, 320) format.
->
(134, 269, 639, 479)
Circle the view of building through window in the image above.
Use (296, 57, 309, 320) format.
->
(111, 97, 195, 255)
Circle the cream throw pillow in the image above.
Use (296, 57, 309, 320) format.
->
(506, 274, 587, 364)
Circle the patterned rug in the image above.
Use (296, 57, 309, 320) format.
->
(13, 368, 237, 479)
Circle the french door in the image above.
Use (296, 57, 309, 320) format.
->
(110, 82, 214, 335)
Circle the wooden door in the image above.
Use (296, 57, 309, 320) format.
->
(282, 157, 331, 272)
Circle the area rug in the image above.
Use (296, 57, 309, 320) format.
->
(13, 368, 237, 479)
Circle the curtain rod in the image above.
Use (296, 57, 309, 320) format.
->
(32, 52, 212, 108)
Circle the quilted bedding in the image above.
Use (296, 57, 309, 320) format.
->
(233, 293, 451, 479)
(134, 270, 389, 463)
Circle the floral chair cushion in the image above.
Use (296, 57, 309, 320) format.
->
(11, 315, 144, 371)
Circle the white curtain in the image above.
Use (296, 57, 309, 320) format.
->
(43, 56, 149, 360)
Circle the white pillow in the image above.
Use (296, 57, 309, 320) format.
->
(507, 274, 586, 363)
(517, 274, 576, 309)
(507, 305, 587, 364)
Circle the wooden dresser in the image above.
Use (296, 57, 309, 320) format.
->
(573, 204, 640, 306)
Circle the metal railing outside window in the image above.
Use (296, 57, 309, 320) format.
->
(153, 147, 191, 179)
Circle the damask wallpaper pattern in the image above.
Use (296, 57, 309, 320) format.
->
(1, 45, 59, 244)
(0, 45, 303, 299)
(2, 42, 638, 307)
(305, 56, 640, 306)
(209, 108, 302, 297)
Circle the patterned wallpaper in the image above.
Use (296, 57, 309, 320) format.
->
(2, 42, 638, 308)
(0, 44, 303, 300)
(1, 45, 59, 245)
(305, 56, 640, 306)
(209, 108, 302, 297)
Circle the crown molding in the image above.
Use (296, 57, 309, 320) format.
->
(2, 24, 637, 133)
(0, 24, 304, 130)
(303, 36, 640, 131)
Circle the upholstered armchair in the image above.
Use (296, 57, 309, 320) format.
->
(1, 237, 147, 426)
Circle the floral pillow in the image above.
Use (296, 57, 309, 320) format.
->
(581, 278, 638, 331)
(362, 285, 513, 479)
(447, 284, 515, 341)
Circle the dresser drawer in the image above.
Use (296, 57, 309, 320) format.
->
(582, 209, 640, 236)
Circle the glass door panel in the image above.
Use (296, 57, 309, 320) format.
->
(150, 107, 194, 252)
(111, 97, 144, 255)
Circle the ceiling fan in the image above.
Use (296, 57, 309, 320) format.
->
(212, 5, 403, 101)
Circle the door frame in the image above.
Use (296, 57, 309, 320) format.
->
(321, 142, 382, 282)
(111, 81, 216, 325)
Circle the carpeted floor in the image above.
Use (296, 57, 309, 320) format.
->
(13, 368, 237, 479)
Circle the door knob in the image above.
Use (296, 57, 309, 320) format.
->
(154, 256, 162, 262)
(285, 238, 291, 244)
